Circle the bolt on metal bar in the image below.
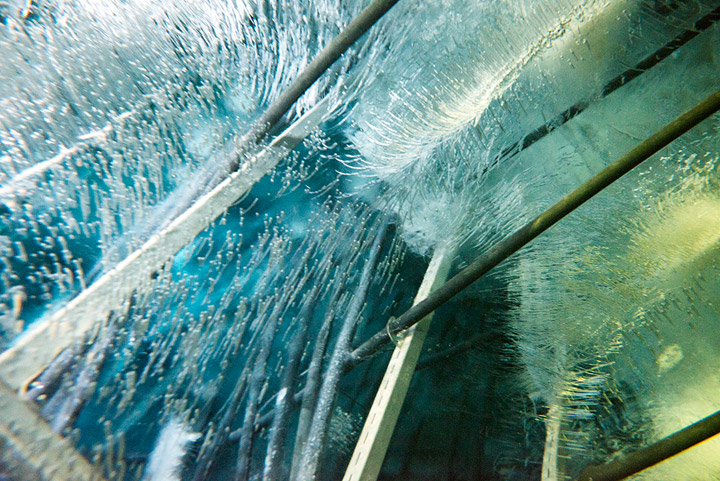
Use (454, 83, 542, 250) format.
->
(350, 88, 720, 362)
(576, 409, 720, 481)
(343, 245, 452, 481)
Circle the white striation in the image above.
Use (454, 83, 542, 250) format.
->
(143, 418, 200, 481)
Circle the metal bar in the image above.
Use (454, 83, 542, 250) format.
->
(576, 409, 720, 481)
(416, 331, 501, 371)
(0, 379, 105, 481)
(542, 405, 564, 481)
(343, 245, 452, 481)
(236, 0, 400, 151)
(350, 88, 720, 362)
(496, 5, 720, 162)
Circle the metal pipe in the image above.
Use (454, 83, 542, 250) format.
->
(497, 5, 720, 161)
(350, 88, 720, 362)
(415, 331, 503, 371)
(576, 409, 720, 481)
(234, 0, 400, 154)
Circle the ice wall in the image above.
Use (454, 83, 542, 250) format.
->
(343, 0, 698, 256)
(1, 0, 719, 480)
(342, 0, 720, 478)
(501, 16, 720, 481)
(1, 1, 408, 479)
(0, 0, 370, 344)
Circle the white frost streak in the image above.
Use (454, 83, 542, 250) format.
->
(143, 418, 200, 481)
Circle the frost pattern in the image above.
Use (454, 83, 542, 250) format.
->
(1, 0, 719, 480)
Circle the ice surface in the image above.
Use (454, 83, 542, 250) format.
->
(1, 0, 719, 480)
(0, 0, 364, 345)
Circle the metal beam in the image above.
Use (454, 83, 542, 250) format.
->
(495, 4, 720, 162)
(0, 379, 104, 481)
(350, 88, 720, 362)
(343, 246, 452, 481)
